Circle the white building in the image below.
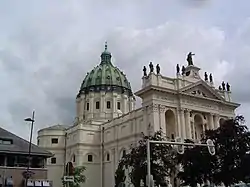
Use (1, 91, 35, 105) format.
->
(37, 44, 240, 187)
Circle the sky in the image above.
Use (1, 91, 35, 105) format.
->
(0, 0, 250, 141)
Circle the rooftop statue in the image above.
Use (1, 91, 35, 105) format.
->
(187, 52, 195, 66)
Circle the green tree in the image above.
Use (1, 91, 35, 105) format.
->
(117, 130, 177, 187)
(62, 166, 86, 187)
(114, 164, 126, 187)
(178, 116, 250, 187)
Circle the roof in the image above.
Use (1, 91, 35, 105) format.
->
(39, 124, 69, 131)
(0, 127, 52, 157)
(77, 43, 133, 97)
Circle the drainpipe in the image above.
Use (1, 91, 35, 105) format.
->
(63, 132, 67, 187)
(100, 126, 104, 187)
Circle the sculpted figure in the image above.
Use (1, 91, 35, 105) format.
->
(176, 64, 180, 74)
(149, 62, 154, 73)
(143, 66, 147, 76)
(181, 66, 186, 75)
(204, 72, 208, 81)
(219, 86, 222, 90)
(222, 81, 226, 90)
(209, 73, 213, 82)
(226, 82, 230, 91)
(187, 52, 195, 66)
(156, 64, 160, 74)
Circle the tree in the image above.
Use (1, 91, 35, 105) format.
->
(177, 139, 216, 187)
(178, 116, 250, 187)
(62, 166, 86, 187)
(116, 130, 177, 187)
(114, 164, 126, 187)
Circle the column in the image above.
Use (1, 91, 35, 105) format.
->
(159, 105, 166, 133)
(208, 113, 214, 129)
(213, 114, 219, 129)
(180, 109, 186, 139)
(177, 109, 182, 137)
(185, 109, 192, 139)
(151, 104, 160, 131)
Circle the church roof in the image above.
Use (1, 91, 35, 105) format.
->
(0, 127, 52, 157)
(77, 42, 133, 97)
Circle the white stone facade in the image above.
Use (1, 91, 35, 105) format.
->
(37, 62, 240, 187)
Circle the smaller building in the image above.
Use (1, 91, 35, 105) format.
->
(0, 127, 52, 187)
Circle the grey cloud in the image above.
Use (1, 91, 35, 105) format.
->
(0, 0, 250, 140)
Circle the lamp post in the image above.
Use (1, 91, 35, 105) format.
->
(24, 111, 35, 187)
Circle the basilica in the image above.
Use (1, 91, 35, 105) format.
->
(37, 43, 240, 187)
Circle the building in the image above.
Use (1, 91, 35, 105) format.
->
(37, 43, 240, 187)
(0, 127, 52, 187)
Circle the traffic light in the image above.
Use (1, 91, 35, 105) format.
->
(206, 139, 215, 155)
(175, 137, 184, 154)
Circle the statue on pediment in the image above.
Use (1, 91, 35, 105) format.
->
(176, 64, 180, 74)
(222, 81, 226, 90)
(143, 66, 147, 76)
(156, 64, 160, 74)
(226, 82, 230, 91)
(187, 52, 195, 66)
(149, 62, 154, 73)
(209, 73, 213, 82)
(181, 66, 186, 75)
(204, 72, 208, 81)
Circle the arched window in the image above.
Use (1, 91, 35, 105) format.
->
(72, 154, 76, 162)
(87, 154, 93, 162)
(106, 153, 110, 161)
(122, 150, 126, 157)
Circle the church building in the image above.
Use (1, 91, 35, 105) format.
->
(37, 43, 240, 187)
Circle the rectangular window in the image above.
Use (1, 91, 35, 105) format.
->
(117, 102, 121, 110)
(51, 157, 56, 164)
(37, 139, 40, 145)
(107, 101, 111, 109)
(51, 138, 58, 144)
(86, 103, 89, 110)
(88, 155, 93, 162)
(96, 101, 100, 109)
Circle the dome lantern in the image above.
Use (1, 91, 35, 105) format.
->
(100, 42, 112, 64)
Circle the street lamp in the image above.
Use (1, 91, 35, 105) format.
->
(24, 111, 35, 187)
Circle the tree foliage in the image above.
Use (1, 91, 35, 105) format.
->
(114, 164, 126, 187)
(62, 166, 86, 187)
(178, 116, 250, 187)
(116, 130, 177, 187)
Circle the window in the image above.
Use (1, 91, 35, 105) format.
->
(51, 138, 58, 144)
(122, 150, 126, 157)
(72, 154, 76, 162)
(51, 157, 56, 164)
(117, 102, 121, 110)
(107, 101, 111, 109)
(107, 153, 110, 161)
(86, 103, 89, 110)
(96, 101, 100, 109)
(37, 139, 40, 145)
(87, 155, 93, 162)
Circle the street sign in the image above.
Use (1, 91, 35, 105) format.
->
(63, 176, 74, 182)
(206, 139, 215, 155)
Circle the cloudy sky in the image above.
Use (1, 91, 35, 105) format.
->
(0, 0, 249, 141)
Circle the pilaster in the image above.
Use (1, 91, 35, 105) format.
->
(208, 113, 214, 129)
(213, 114, 220, 129)
(159, 105, 166, 133)
(180, 108, 186, 139)
(148, 104, 160, 131)
(185, 109, 192, 139)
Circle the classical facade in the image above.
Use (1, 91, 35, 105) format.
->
(37, 43, 240, 187)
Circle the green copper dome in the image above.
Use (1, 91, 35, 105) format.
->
(77, 42, 133, 97)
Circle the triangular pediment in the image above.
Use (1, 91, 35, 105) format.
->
(180, 80, 225, 101)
